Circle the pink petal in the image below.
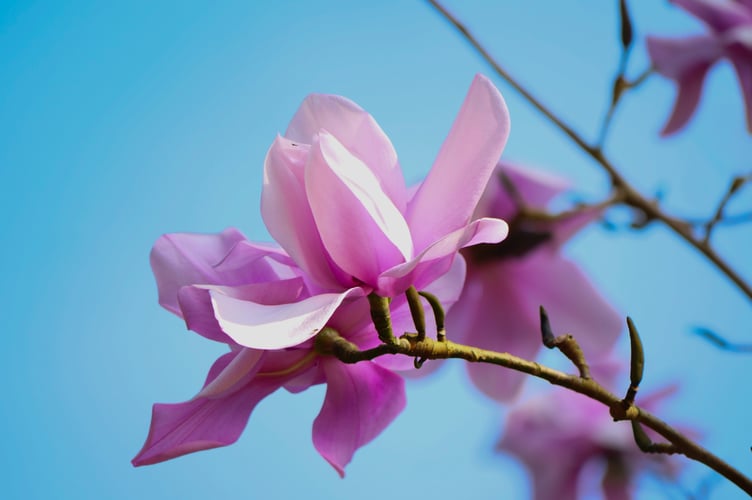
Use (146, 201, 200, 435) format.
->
(195, 348, 265, 399)
(177, 278, 306, 343)
(210, 287, 364, 349)
(646, 36, 722, 135)
(728, 47, 752, 131)
(672, 0, 752, 31)
(312, 358, 406, 476)
(150, 228, 248, 315)
(306, 131, 413, 286)
(378, 217, 508, 296)
(261, 135, 345, 289)
(449, 263, 542, 400)
(407, 74, 511, 249)
(647, 35, 722, 81)
(490, 162, 570, 217)
(131, 377, 281, 466)
(512, 253, 623, 358)
(285, 93, 408, 211)
(662, 64, 712, 135)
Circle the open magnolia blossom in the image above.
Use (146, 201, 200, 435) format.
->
(647, 0, 752, 135)
(134, 74, 512, 474)
(447, 162, 622, 400)
(498, 363, 682, 500)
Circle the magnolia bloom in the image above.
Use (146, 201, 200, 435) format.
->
(498, 367, 681, 500)
(447, 163, 622, 400)
(134, 75, 512, 474)
(647, 0, 752, 135)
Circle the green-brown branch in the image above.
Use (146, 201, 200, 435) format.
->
(315, 326, 752, 495)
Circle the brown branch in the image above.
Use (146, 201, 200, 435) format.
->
(425, 0, 752, 303)
(315, 327, 752, 496)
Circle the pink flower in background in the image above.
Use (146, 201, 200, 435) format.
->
(498, 364, 682, 500)
(647, 0, 752, 135)
(134, 74, 512, 474)
(447, 163, 622, 401)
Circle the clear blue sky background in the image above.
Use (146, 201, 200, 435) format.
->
(2, 1, 751, 498)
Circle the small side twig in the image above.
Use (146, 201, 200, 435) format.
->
(702, 173, 752, 244)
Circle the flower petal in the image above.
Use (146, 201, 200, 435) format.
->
(262, 135, 345, 289)
(195, 348, 265, 399)
(285, 93, 407, 210)
(211, 287, 364, 349)
(306, 131, 413, 285)
(178, 278, 306, 343)
(662, 62, 714, 136)
(512, 253, 622, 358)
(449, 263, 542, 400)
(151, 228, 248, 315)
(312, 358, 406, 476)
(672, 0, 752, 31)
(490, 162, 570, 218)
(378, 217, 508, 296)
(646, 36, 723, 135)
(407, 74, 510, 249)
(131, 377, 281, 466)
(728, 46, 752, 131)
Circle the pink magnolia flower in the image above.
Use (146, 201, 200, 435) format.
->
(447, 162, 622, 401)
(498, 365, 681, 500)
(134, 75, 512, 474)
(647, 0, 752, 135)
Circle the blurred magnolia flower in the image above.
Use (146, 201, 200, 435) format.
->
(498, 364, 681, 500)
(447, 162, 622, 401)
(647, 0, 752, 135)
(134, 74, 512, 474)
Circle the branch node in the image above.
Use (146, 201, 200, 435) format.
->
(368, 292, 397, 345)
(540, 306, 591, 379)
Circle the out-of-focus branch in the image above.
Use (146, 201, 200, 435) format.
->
(701, 173, 752, 244)
(425, 0, 752, 303)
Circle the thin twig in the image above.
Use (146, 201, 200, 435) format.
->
(703, 173, 752, 244)
(425, 0, 752, 303)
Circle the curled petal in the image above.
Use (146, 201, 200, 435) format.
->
(285, 94, 407, 210)
(313, 359, 406, 476)
(131, 378, 282, 466)
(211, 287, 364, 349)
(378, 217, 508, 296)
(408, 74, 511, 249)
(151, 229, 248, 315)
(306, 131, 413, 285)
(178, 278, 306, 343)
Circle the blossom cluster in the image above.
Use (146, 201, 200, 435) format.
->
(133, 42, 708, 494)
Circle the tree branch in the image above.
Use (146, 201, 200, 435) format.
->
(425, 0, 752, 303)
(315, 326, 752, 495)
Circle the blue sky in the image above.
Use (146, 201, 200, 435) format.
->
(2, 1, 751, 498)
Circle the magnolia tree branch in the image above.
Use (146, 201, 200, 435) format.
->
(425, 0, 752, 303)
(315, 317, 752, 496)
